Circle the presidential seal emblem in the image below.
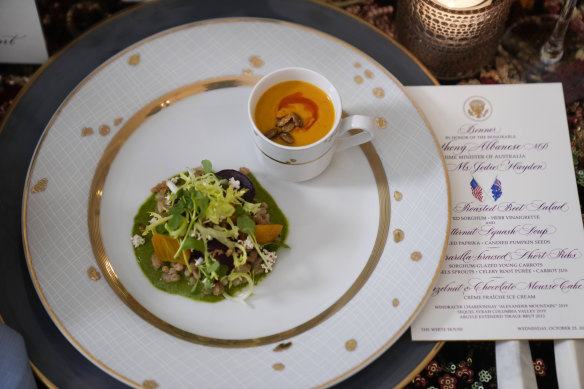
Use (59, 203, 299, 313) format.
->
(463, 96, 492, 121)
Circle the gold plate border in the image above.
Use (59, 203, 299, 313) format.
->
(88, 75, 389, 347)
(14, 9, 449, 388)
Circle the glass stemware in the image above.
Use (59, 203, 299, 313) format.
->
(501, 1, 583, 102)
(539, 0, 579, 65)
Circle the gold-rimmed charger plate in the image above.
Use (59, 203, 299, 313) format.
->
(22, 18, 449, 388)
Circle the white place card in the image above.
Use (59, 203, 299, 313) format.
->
(0, 0, 48, 64)
(408, 83, 584, 340)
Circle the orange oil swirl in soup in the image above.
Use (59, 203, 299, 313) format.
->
(254, 80, 335, 147)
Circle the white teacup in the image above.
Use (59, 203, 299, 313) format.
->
(248, 67, 380, 182)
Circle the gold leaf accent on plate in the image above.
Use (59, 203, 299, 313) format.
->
(393, 191, 402, 201)
(272, 363, 285, 371)
(99, 125, 110, 136)
(32, 178, 48, 193)
(345, 339, 357, 351)
(81, 127, 94, 136)
(142, 380, 158, 389)
(376, 117, 387, 129)
(393, 298, 400, 307)
(242, 68, 253, 76)
(88, 266, 101, 281)
(354, 75, 363, 84)
(114, 117, 123, 126)
(354, 62, 361, 68)
(411, 251, 422, 261)
(128, 53, 140, 66)
(249, 56, 264, 68)
(393, 229, 404, 243)
(373, 88, 385, 98)
(364, 70, 374, 79)
(273, 342, 292, 352)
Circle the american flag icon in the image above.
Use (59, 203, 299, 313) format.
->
(470, 178, 483, 202)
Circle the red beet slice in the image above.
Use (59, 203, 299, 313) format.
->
(216, 169, 255, 202)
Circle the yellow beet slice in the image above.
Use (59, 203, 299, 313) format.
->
(152, 233, 190, 263)
(254, 224, 283, 244)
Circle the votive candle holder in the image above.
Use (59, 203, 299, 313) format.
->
(395, 0, 512, 80)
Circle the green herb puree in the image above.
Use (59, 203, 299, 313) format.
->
(132, 172, 288, 303)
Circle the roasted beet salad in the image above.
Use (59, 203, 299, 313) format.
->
(131, 160, 289, 304)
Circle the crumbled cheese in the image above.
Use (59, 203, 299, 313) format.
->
(261, 261, 273, 273)
(228, 177, 241, 190)
(131, 234, 145, 248)
(263, 249, 277, 261)
(260, 249, 277, 273)
(238, 236, 254, 250)
(195, 257, 204, 266)
(149, 217, 157, 224)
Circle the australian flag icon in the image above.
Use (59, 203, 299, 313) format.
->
(491, 178, 502, 201)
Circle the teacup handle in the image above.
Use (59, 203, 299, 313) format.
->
(334, 115, 379, 152)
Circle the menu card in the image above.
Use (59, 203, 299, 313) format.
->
(0, 0, 48, 64)
(408, 83, 584, 340)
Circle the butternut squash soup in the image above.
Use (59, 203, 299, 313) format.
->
(254, 80, 335, 147)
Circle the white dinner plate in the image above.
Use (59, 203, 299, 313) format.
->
(23, 18, 449, 388)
